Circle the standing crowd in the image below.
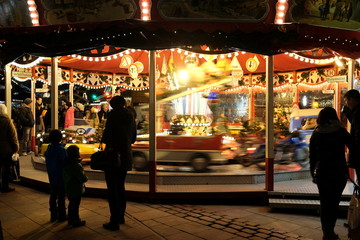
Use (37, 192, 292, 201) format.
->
(2, 90, 360, 238)
(0, 95, 136, 232)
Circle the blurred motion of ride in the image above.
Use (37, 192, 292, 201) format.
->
(237, 132, 309, 170)
(132, 134, 235, 172)
(37, 118, 100, 163)
(37, 119, 236, 172)
(235, 109, 322, 169)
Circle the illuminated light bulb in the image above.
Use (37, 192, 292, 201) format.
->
(89, 57, 93, 61)
(278, 5, 286, 11)
(142, 9, 149, 14)
(83, 57, 88, 61)
(278, 12, 285, 17)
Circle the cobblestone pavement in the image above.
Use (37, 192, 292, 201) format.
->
(144, 204, 314, 240)
(2, 184, 349, 239)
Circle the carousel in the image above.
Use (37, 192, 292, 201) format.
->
(0, 0, 359, 198)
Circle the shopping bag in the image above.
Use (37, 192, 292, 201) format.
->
(10, 153, 20, 182)
(90, 148, 121, 170)
(348, 186, 360, 230)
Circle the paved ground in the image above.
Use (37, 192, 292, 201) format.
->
(0, 184, 351, 240)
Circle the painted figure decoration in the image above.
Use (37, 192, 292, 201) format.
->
(40, 0, 136, 24)
(158, 0, 269, 22)
(290, 0, 360, 30)
(0, 0, 32, 27)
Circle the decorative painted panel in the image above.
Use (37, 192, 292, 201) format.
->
(40, 0, 136, 24)
(289, 0, 360, 30)
(158, 0, 269, 22)
(0, 0, 32, 27)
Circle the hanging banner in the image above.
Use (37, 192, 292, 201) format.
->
(325, 76, 347, 82)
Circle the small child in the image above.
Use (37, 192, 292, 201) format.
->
(45, 129, 67, 222)
(63, 145, 88, 227)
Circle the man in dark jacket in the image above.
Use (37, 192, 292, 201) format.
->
(343, 89, 360, 177)
(18, 98, 35, 156)
(101, 96, 136, 231)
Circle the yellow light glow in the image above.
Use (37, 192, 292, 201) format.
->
(178, 70, 189, 83)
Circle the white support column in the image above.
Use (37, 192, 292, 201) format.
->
(148, 50, 157, 193)
(51, 57, 59, 130)
(31, 77, 36, 143)
(348, 59, 355, 90)
(69, 82, 74, 106)
(5, 64, 12, 118)
(265, 55, 274, 191)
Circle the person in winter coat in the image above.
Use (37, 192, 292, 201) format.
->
(0, 104, 19, 192)
(310, 107, 354, 240)
(343, 89, 360, 177)
(98, 102, 110, 124)
(64, 102, 75, 129)
(35, 96, 45, 133)
(101, 96, 137, 231)
(18, 98, 34, 156)
(63, 145, 87, 227)
(45, 130, 67, 222)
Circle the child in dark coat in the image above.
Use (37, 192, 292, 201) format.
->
(45, 130, 67, 222)
(63, 145, 88, 227)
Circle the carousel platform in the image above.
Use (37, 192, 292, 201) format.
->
(17, 154, 355, 208)
(30, 155, 311, 185)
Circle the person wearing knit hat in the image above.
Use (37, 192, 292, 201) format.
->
(24, 98, 32, 105)
(18, 98, 34, 156)
(63, 145, 87, 227)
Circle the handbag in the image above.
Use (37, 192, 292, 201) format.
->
(347, 177, 360, 230)
(90, 145, 121, 170)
